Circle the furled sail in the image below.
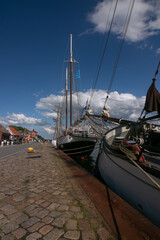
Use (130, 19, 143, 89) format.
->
(144, 78, 160, 114)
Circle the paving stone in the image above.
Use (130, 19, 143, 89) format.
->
(0, 144, 114, 240)
(64, 230, 80, 240)
(81, 229, 97, 240)
(2, 221, 19, 234)
(74, 212, 84, 219)
(97, 227, 111, 240)
(49, 211, 61, 218)
(42, 216, 53, 224)
(52, 217, 65, 227)
(21, 217, 40, 228)
(39, 225, 53, 235)
(36, 199, 44, 204)
(8, 212, 23, 222)
(40, 201, 50, 208)
(12, 194, 25, 202)
(1, 234, 15, 240)
(79, 220, 91, 230)
(58, 199, 71, 205)
(70, 206, 81, 212)
(28, 222, 45, 232)
(12, 227, 27, 239)
(28, 199, 35, 204)
(57, 205, 69, 211)
(26, 232, 42, 240)
(1, 204, 17, 216)
(66, 219, 77, 230)
(24, 204, 38, 213)
(44, 228, 64, 240)
(0, 193, 5, 200)
(0, 217, 9, 225)
(36, 209, 49, 219)
(47, 203, 60, 210)
(29, 207, 43, 217)
(15, 214, 28, 224)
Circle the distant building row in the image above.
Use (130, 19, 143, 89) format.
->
(0, 124, 38, 144)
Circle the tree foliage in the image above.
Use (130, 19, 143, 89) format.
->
(10, 125, 44, 140)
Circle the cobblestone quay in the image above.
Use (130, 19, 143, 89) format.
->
(0, 143, 114, 240)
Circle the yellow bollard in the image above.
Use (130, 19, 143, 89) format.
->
(28, 147, 34, 153)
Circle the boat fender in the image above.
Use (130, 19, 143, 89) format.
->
(123, 140, 146, 163)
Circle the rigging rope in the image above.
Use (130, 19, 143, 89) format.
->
(119, 142, 160, 190)
(90, 0, 119, 105)
(104, 0, 135, 107)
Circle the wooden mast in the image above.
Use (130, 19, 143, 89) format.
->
(70, 34, 73, 127)
(66, 67, 68, 130)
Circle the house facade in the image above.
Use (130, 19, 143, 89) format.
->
(0, 124, 10, 142)
(6, 126, 21, 141)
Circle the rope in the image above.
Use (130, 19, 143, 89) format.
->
(119, 142, 160, 190)
(86, 116, 105, 138)
(104, 0, 135, 107)
(90, 0, 119, 105)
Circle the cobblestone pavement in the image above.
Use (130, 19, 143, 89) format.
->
(0, 144, 114, 240)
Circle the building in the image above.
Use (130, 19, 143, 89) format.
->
(6, 126, 21, 142)
(30, 129, 37, 139)
(24, 129, 37, 142)
(0, 124, 10, 142)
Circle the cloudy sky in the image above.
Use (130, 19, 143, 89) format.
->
(0, 0, 160, 139)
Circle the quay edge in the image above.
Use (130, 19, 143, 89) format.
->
(57, 149, 160, 240)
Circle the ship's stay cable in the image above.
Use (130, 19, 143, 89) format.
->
(104, 0, 135, 107)
(90, 0, 113, 97)
(90, 0, 119, 105)
(72, 43, 85, 122)
(73, 68, 81, 120)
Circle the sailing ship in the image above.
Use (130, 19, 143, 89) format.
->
(57, 34, 97, 158)
(96, 63, 160, 227)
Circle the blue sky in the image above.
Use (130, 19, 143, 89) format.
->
(0, 0, 160, 138)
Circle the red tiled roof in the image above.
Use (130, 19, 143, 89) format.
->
(0, 124, 10, 134)
(8, 126, 20, 136)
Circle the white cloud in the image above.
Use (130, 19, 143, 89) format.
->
(6, 113, 49, 126)
(87, 0, 160, 42)
(0, 117, 8, 126)
(41, 112, 57, 118)
(36, 95, 64, 111)
(36, 89, 146, 122)
(156, 48, 160, 55)
(43, 126, 55, 135)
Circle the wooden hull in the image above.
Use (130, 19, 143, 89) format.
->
(98, 144, 160, 227)
(57, 135, 96, 158)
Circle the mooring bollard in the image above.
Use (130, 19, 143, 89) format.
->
(28, 147, 34, 153)
(7, 141, 9, 146)
(11, 141, 13, 145)
(1, 141, 4, 147)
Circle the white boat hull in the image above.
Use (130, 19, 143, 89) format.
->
(98, 146, 160, 227)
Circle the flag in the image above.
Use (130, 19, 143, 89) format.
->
(81, 106, 87, 118)
(76, 70, 80, 78)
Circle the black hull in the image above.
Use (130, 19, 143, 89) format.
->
(58, 140, 96, 159)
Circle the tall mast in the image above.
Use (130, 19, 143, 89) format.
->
(57, 104, 61, 137)
(70, 34, 73, 126)
(66, 67, 68, 130)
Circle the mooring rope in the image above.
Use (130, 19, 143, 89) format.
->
(119, 142, 160, 190)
